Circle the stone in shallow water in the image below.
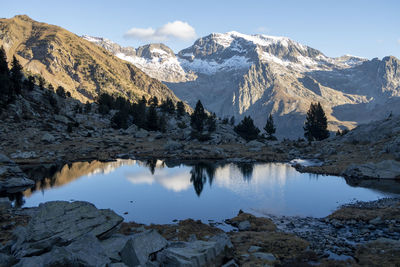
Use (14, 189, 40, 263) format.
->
(11, 201, 123, 259)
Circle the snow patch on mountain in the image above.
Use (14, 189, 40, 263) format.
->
(179, 55, 251, 75)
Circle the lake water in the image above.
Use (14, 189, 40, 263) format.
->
(14, 159, 399, 224)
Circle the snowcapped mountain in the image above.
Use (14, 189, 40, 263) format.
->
(82, 36, 195, 82)
(84, 32, 400, 138)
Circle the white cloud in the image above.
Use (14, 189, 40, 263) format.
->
(397, 39, 400, 45)
(124, 21, 196, 42)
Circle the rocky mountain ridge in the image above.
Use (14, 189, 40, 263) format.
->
(85, 32, 400, 138)
(0, 15, 181, 104)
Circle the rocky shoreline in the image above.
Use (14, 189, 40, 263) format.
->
(0, 198, 399, 266)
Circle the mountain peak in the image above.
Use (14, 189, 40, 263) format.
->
(12, 14, 34, 22)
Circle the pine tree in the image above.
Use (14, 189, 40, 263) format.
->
(38, 76, 45, 90)
(206, 113, 217, 132)
(234, 116, 260, 141)
(304, 102, 330, 141)
(160, 97, 175, 114)
(0, 46, 11, 108)
(230, 116, 235, 126)
(176, 101, 185, 117)
(27, 76, 35, 91)
(10, 56, 22, 95)
(84, 101, 92, 113)
(146, 105, 159, 131)
(190, 100, 207, 132)
(264, 114, 276, 140)
(0, 46, 8, 74)
(56, 86, 66, 98)
(149, 96, 158, 107)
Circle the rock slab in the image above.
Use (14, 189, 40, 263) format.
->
(11, 201, 123, 258)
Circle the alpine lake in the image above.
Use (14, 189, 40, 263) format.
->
(10, 159, 400, 224)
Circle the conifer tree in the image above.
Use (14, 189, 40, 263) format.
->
(27, 76, 35, 91)
(56, 86, 66, 98)
(206, 113, 217, 132)
(38, 76, 45, 90)
(190, 100, 207, 132)
(176, 101, 185, 118)
(234, 116, 260, 141)
(0, 46, 11, 108)
(10, 56, 22, 95)
(161, 97, 175, 114)
(304, 102, 330, 141)
(230, 116, 235, 126)
(264, 114, 276, 140)
(149, 96, 158, 107)
(146, 105, 159, 131)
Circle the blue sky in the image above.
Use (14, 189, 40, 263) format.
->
(1, 0, 399, 59)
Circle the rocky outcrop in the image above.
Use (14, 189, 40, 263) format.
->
(11, 201, 123, 258)
(0, 15, 181, 104)
(343, 160, 400, 179)
(120, 229, 168, 266)
(156, 234, 233, 267)
(3, 201, 235, 266)
(0, 154, 34, 193)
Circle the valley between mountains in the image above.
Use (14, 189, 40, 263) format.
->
(0, 14, 400, 266)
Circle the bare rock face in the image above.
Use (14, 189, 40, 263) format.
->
(88, 31, 400, 139)
(11, 201, 123, 258)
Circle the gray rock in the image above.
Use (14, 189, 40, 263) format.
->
(252, 252, 276, 261)
(109, 263, 129, 267)
(248, 245, 262, 253)
(15, 234, 111, 267)
(135, 129, 149, 138)
(157, 233, 233, 267)
(101, 233, 130, 262)
(54, 114, 70, 124)
(0, 197, 12, 210)
(41, 133, 56, 143)
(238, 220, 251, 231)
(163, 140, 184, 151)
(11, 201, 123, 258)
(343, 160, 400, 179)
(221, 259, 239, 267)
(125, 124, 139, 135)
(120, 229, 168, 266)
(369, 217, 383, 225)
(247, 140, 264, 148)
(10, 151, 37, 159)
(0, 154, 13, 163)
(0, 177, 35, 193)
(0, 252, 15, 267)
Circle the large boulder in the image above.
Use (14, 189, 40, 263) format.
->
(343, 160, 400, 179)
(120, 229, 168, 266)
(11, 201, 123, 258)
(15, 234, 111, 267)
(157, 233, 233, 267)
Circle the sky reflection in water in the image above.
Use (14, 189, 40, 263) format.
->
(20, 160, 397, 224)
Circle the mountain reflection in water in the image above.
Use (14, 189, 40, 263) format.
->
(6, 159, 400, 223)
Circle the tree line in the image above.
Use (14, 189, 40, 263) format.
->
(229, 102, 330, 142)
(0, 45, 332, 142)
